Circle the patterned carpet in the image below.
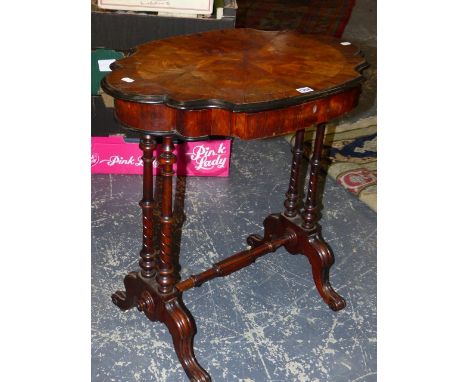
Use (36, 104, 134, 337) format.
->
(288, 117, 377, 212)
(320, 117, 376, 211)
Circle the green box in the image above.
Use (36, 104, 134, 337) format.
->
(91, 49, 124, 96)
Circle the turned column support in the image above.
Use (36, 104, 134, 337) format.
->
(139, 135, 157, 278)
(302, 123, 326, 229)
(156, 136, 177, 295)
(284, 129, 305, 217)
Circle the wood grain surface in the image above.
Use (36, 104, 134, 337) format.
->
(103, 28, 365, 109)
(102, 28, 368, 139)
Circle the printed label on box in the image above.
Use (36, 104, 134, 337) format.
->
(97, 0, 214, 15)
(91, 136, 231, 177)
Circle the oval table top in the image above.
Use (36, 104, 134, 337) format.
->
(102, 28, 368, 140)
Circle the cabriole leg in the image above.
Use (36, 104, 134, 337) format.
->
(301, 123, 345, 311)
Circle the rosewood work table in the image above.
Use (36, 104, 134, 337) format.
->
(101, 28, 367, 381)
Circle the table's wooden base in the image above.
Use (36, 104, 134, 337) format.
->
(248, 213, 346, 312)
(112, 274, 211, 382)
(111, 127, 345, 381)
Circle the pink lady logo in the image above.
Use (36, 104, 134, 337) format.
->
(91, 153, 100, 167)
(100, 155, 139, 167)
(186, 143, 227, 171)
(98, 155, 157, 168)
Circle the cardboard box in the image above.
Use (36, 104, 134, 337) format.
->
(97, 0, 214, 16)
(92, 136, 232, 176)
(91, 7, 236, 50)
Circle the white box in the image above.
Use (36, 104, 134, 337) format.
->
(97, 0, 214, 15)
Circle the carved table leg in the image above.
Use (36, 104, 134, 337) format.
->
(112, 134, 157, 310)
(302, 230, 346, 311)
(301, 123, 346, 311)
(164, 295, 211, 382)
(156, 136, 177, 295)
(247, 126, 346, 311)
(247, 129, 305, 248)
(302, 123, 325, 230)
(111, 135, 210, 382)
(155, 137, 211, 381)
(284, 129, 305, 218)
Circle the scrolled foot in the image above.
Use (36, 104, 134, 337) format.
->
(111, 290, 137, 311)
(327, 294, 346, 312)
(111, 272, 140, 311)
(306, 235, 346, 311)
(165, 296, 211, 382)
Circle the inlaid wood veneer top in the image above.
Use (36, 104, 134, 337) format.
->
(102, 28, 367, 112)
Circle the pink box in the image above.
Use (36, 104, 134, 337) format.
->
(91, 136, 231, 176)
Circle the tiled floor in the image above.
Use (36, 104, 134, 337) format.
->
(91, 137, 377, 381)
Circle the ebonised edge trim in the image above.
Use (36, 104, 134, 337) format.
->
(101, 66, 367, 113)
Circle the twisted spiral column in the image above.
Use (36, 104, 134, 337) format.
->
(284, 129, 305, 217)
(302, 123, 326, 229)
(156, 136, 177, 294)
(139, 135, 157, 278)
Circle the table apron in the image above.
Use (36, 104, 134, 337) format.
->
(113, 86, 361, 140)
